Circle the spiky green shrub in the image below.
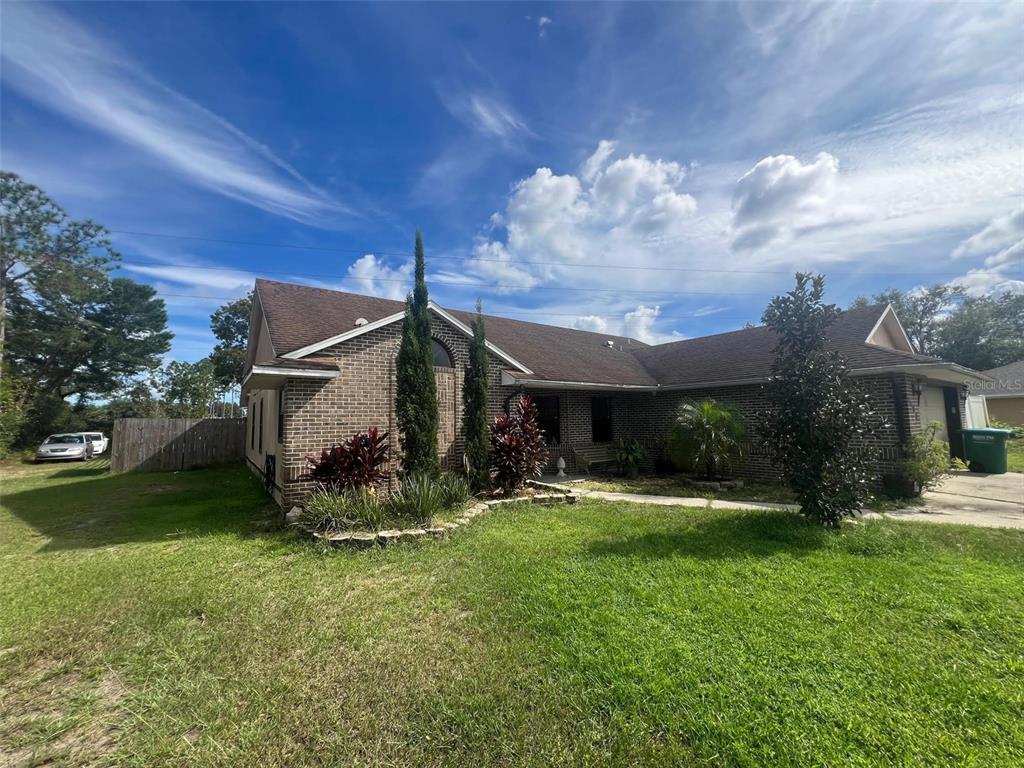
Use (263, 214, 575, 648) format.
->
(385, 473, 445, 527)
(299, 487, 388, 531)
(436, 471, 471, 509)
(667, 399, 746, 480)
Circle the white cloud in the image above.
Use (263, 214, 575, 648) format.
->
(344, 255, 413, 301)
(573, 315, 608, 333)
(622, 304, 662, 343)
(952, 209, 1024, 259)
(730, 152, 866, 251)
(948, 211, 1024, 296)
(469, 141, 699, 301)
(439, 88, 532, 140)
(537, 17, 552, 38)
(1, 4, 346, 225)
(581, 140, 617, 183)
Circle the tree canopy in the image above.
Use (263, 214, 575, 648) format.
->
(851, 284, 1022, 369)
(209, 291, 252, 391)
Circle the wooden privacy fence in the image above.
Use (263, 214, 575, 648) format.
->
(111, 418, 246, 474)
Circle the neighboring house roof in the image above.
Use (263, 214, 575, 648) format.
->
(978, 360, 1024, 397)
(252, 279, 981, 389)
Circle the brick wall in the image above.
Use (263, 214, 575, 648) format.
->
(516, 373, 927, 485)
(277, 315, 506, 505)
(269, 309, 953, 505)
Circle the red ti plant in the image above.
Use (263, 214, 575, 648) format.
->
(489, 396, 548, 495)
(304, 427, 391, 491)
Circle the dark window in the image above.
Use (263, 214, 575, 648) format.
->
(591, 397, 613, 442)
(277, 389, 284, 444)
(258, 397, 264, 454)
(432, 339, 453, 368)
(250, 397, 256, 449)
(533, 395, 560, 445)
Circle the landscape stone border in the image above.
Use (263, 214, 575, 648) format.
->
(294, 481, 581, 549)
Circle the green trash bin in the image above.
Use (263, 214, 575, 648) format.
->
(961, 428, 1012, 474)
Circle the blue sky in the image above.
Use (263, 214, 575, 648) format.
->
(2, 2, 1022, 363)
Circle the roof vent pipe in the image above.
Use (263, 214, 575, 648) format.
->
(354, 317, 368, 326)
(604, 340, 615, 349)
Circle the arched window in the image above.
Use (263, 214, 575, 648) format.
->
(431, 339, 454, 368)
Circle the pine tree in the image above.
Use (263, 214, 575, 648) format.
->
(462, 299, 490, 490)
(395, 230, 439, 476)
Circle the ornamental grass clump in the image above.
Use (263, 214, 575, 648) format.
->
(300, 487, 388, 532)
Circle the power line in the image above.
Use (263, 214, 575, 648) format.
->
(110, 228, 1016, 278)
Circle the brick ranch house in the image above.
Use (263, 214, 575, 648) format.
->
(242, 278, 987, 506)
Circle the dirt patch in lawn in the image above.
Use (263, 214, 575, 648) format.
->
(0, 655, 130, 766)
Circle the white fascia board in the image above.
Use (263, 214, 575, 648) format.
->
(281, 311, 406, 359)
(282, 301, 533, 374)
(250, 365, 338, 379)
(428, 303, 533, 374)
(500, 371, 656, 391)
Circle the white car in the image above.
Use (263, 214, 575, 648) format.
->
(35, 433, 94, 462)
(80, 432, 109, 454)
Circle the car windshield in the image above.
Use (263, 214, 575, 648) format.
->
(45, 434, 83, 444)
(86, 433, 102, 439)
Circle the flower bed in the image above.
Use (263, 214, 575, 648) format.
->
(294, 482, 580, 549)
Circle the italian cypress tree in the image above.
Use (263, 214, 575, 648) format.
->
(395, 230, 439, 476)
(462, 299, 490, 490)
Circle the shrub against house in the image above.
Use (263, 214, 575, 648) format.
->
(241, 271, 988, 508)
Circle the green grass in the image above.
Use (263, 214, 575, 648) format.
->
(1008, 439, 1024, 473)
(2, 460, 1023, 766)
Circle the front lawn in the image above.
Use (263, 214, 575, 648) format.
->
(2, 461, 1022, 766)
(1008, 438, 1024, 473)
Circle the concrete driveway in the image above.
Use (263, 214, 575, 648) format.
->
(876, 470, 1024, 529)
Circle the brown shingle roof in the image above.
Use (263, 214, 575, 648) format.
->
(254, 279, 948, 388)
(978, 360, 1024, 396)
(632, 303, 942, 387)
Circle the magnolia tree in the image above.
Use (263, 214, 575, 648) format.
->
(490, 396, 547, 495)
(759, 274, 882, 527)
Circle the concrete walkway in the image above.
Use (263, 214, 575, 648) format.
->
(555, 485, 800, 513)
(548, 471, 1024, 530)
(867, 471, 1023, 530)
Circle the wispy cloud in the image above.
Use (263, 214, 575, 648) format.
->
(1, 4, 349, 225)
(438, 86, 533, 141)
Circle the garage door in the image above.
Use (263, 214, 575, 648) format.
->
(920, 385, 949, 441)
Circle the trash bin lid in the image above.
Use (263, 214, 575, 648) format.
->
(961, 427, 1012, 435)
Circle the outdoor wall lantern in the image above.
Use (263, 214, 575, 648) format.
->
(912, 379, 924, 405)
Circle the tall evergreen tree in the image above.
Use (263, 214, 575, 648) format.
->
(395, 230, 439, 475)
(462, 299, 490, 490)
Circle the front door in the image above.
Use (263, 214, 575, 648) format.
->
(942, 386, 965, 460)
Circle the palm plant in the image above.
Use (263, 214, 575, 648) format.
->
(667, 399, 746, 480)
